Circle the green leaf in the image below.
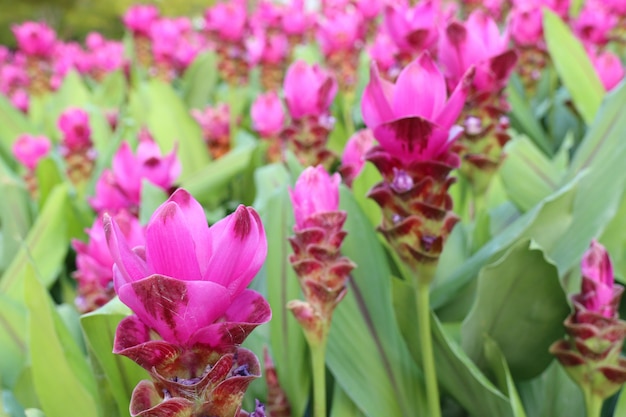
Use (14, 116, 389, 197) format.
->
(0, 185, 70, 301)
(461, 240, 570, 380)
(330, 383, 367, 417)
(0, 94, 35, 153)
(483, 338, 528, 417)
(517, 361, 585, 417)
(393, 279, 514, 417)
(93, 70, 127, 109)
(257, 188, 310, 417)
(543, 10, 605, 124)
(181, 52, 218, 109)
(349, 162, 382, 228)
(25, 268, 99, 417)
(327, 187, 427, 417)
(34, 157, 64, 210)
(80, 298, 149, 417)
(0, 173, 32, 273)
(139, 180, 169, 225)
(180, 143, 256, 209)
(129, 80, 211, 181)
(0, 294, 27, 388)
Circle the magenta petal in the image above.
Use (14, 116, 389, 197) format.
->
(435, 66, 473, 129)
(205, 206, 267, 296)
(190, 289, 272, 347)
(145, 201, 202, 281)
(104, 214, 149, 293)
(393, 53, 446, 119)
(112, 142, 141, 201)
(118, 275, 231, 346)
(167, 189, 212, 277)
(361, 62, 395, 128)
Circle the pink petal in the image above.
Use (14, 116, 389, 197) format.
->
(112, 142, 141, 201)
(104, 214, 149, 293)
(435, 66, 474, 128)
(361, 62, 395, 128)
(392, 52, 447, 119)
(168, 189, 212, 277)
(205, 206, 267, 297)
(145, 201, 202, 280)
(118, 275, 231, 346)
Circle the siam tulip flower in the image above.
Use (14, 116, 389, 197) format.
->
(362, 52, 472, 279)
(72, 212, 144, 313)
(588, 49, 625, 92)
(550, 240, 626, 408)
(339, 128, 376, 187)
(574, 5, 617, 48)
(282, 61, 338, 167)
(204, 0, 248, 42)
(58, 107, 92, 152)
(90, 134, 181, 215)
(384, 0, 440, 59)
(12, 134, 51, 171)
(368, 31, 400, 77)
(12, 22, 57, 59)
(508, 4, 544, 47)
(281, 0, 312, 40)
(10, 89, 29, 113)
(284, 60, 338, 120)
(123, 4, 159, 37)
(192, 103, 231, 159)
(356, 0, 384, 21)
(246, 30, 290, 90)
(251, 91, 285, 138)
(288, 166, 355, 417)
(361, 52, 471, 165)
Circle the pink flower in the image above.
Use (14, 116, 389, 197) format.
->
(90, 136, 181, 214)
(439, 11, 517, 91)
(588, 49, 625, 92)
(72, 212, 144, 312)
(289, 165, 341, 230)
(105, 188, 270, 348)
(578, 240, 618, 318)
(123, 4, 159, 37)
(251, 91, 285, 137)
(340, 129, 376, 186)
(191, 104, 230, 143)
(361, 52, 472, 164)
(12, 22, 57, 59)
(283, 60, 338, 119)
(281, 0, 312, 36)
(12, 134, 51, 170)
(356, 0, 384, 20)
(204, 1, 248, 42)
(384, 0, 440, 55)
(574, 4, 617, 47)
(246, 30, 289, 66)
(368, 32, 399, 74)
(316, 10, 363, 56)
(58, 108, 92, 151)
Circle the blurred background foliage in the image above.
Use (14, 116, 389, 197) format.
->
(0, 0, 214, 47)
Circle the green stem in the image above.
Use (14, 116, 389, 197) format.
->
(310, 337, 328, 417)
(416, 279, 441, 417)
(582, 386, 603, 417)
(342, 92, 356, 138)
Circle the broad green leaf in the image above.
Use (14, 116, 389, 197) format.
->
(483, 338, 528, 417)
(181, 52, 218, 110)
(543, 10, 604, 124)
(517, 361, 585, 417)
(25, 269, 99, 417)
(0, 185, 70, 300)
(327, 187, 427, 417)
(500, 135, 567, 211)
(1, 389, 25, 417)
(393, 279, 514, 417)
(129, 80, 210, 181)
(0, 94, 35, 153)
(350, 161, 382, 228)
(613, 387, 626, 417)
(330, 384, 367, 417)
(181, 143, 256, 209)
(0, 173, 32, 272)
(461, 240, 570, 380)
(506, 75, 552, 156)
(432, 175, 578, 314)
(257, 188, 310, 417)
(139, 180, 169, 225)
(24, 409, 45, 417)
(80, 298, 148, 417)
(34, 157, 64, 210)
(93, 70, 127, 108)
(0, 295, 27, 388)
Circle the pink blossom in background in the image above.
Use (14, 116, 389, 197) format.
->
(317, 9, 364, 57)
(251, 91, 285, 137)
(12, 134, 51, 170)
(361, 52, 472, 164)
(588, 49, 625, 92)
(368, 31, 399, 75)
(72, 212, 144, 312)
(10, 89, 29, 113)
(123, 4, 159, 37)
(12, 22, 57, 59)
(105, 189, 270, 348)
(281, 0, 312, 37)
(192, 103, 230, 142)
(356, 0, 384, 20)
(340, 129, 376, 186)
(90, 136, 181, 214)
(246, 30, 290, 66)
(204, 0, 248, 42)
(383, 0, 440, 55)
(283, 60, 338, 119)
(58, 107, 92, 151)
(508, 3, 544, 46)
(289, 165, 341, 230)
(574, 4, 617, 47)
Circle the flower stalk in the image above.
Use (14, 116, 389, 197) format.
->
(416, 279, 441, 417)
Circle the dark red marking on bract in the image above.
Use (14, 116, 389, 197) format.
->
(405, 29, 430, 50)
(446, 22, 467, 45)
(383, 117, 434, 154)
(133, 276, 189, 337)
(143, 156, 162, 168)
(233, 206, 252, 240)
(159, 203, 178, 224)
